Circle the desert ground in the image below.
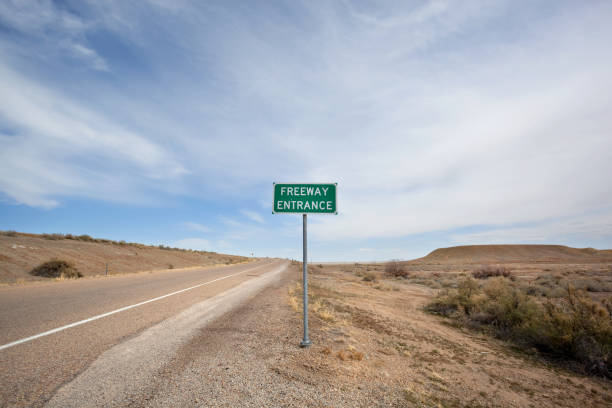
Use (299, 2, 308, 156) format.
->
(105, 245, 612, 407)
(1, 241, 611, 407)
(0, 231, 247, 284)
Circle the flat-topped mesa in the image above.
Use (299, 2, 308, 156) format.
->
(415, 244, 612, 264)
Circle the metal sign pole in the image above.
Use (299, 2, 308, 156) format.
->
(300, 213, 312, 347)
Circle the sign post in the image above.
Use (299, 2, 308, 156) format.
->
(301, 213, 310, 347)
(273, 183, 337, 347)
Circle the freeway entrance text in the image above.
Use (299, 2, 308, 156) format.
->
(272, 183, 337, 214)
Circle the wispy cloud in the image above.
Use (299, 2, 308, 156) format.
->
(0, 61, 185, 207)
(183, 222, 211, 233)
(240, 209, 264, 224)
(451, 211, 612, 246)
(69, 43, 109, 71)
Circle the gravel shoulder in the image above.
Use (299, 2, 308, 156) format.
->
(44, 261, 288, 408)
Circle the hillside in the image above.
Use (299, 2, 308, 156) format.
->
(416, 244, 612, 264)
(0, 232, 248, 284)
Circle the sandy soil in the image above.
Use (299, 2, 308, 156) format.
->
(134, 262, 611, 407)
(0, 233, 247, 283)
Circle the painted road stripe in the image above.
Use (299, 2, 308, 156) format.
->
(0, 263, 268, 351)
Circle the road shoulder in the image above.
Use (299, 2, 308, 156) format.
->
(45, 262, 287, 408)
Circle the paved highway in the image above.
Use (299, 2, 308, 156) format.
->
(0, 259, 287, 407)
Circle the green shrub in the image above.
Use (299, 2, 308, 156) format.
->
(1, 230, 17, 237)
(30, 258, 82, 279)
(480, 278, 540, 338)
(529, 287, 612, 376)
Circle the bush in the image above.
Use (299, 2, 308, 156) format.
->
(77, 234, 94, 242)
(41, 233, 65, 240)
(472, 266, 512, 279)
(529, 287, 612, 377)
(427, 278, 612, 378)
(1, 230, 17, 237)
(385, 260, 409, 278)
(30, 258, 82, 279)
(362, 272, 378, 282)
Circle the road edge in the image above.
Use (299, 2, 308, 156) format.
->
(45, 261, 289, 408)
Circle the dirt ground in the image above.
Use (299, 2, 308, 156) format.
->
(0, 233, 247, 284)
(144, 262, 611, 407)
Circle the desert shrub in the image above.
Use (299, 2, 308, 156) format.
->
(30, 258, 82, 279)
(426, 277, 481, 316)
(573, 279, 612, 293)
(41, 233, 65, 240)
(472, 266, 512, 279)
(1, 230, 17, 237)
(362, 271, 378, 282)
(77, 234, 94, 242)
(385, 260, 409, 278)
(526, 287, 612, 377)
(427, 278, 612, 378)
(168, 263, 174, 269)
(479, 278, 540, 337)
(426, 291, 462, 316)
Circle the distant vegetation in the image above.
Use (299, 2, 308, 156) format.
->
(0, 230, 216, 255)
(384, 260, 409, 278)
(427, 276, 612, 378)
(472, 266, 512, 279)
(30, 258, 82, 279)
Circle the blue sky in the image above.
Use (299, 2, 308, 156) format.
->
(1, 0, 611, 261)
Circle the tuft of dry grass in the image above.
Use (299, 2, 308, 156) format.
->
(336, 348, 364, 361)
(312, 299, 335, 321)
(362, 271, 379, 282)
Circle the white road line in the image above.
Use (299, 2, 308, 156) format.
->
(0, 263, 269, 352)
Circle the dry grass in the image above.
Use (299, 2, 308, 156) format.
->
(336, 348, 364, 361)
(361, 271, 379, 282)
(472, 265, 512, 279)
(384, 260, 409, 278)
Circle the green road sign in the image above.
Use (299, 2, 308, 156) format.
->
(272, 183, 337, 214)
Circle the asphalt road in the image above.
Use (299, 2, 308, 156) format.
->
(0, 259, 285, 407)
